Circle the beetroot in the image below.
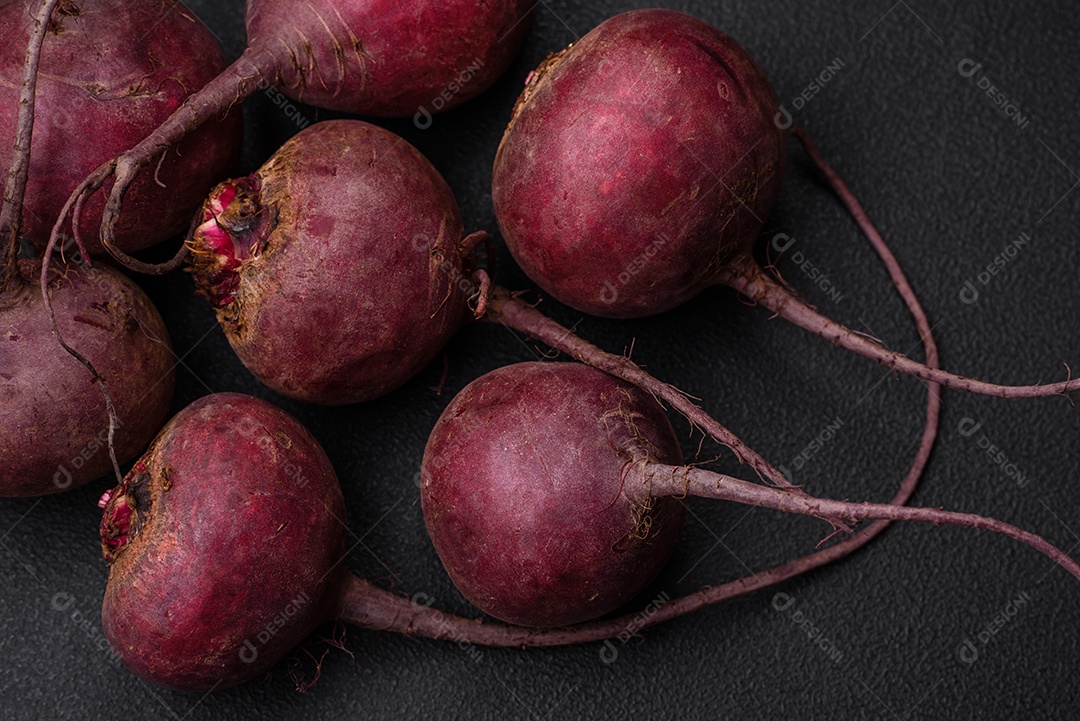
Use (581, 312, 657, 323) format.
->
(422, 362, 1080, 627)
(244, 0, 532, 117)
(0, 0, 174, 497)
(99, 393, 346, 691)
(186, 119, 470, 404)
(494, 9, 784, 319)
(422, 362, 686, 626)
(52, 0, 531, 266)
(0, 0, 242, 255)
(0, 261, 174, 496)
(493, 9, 1080, 399)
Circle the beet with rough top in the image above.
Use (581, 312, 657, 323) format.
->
(98, 393, 346, 691)
(186, 119, 471, 405)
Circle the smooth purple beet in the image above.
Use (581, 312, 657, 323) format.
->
(99, 393, 346, 692)
(0, 260, 174, 496)
(493, 9, 785, 318)
(186, 119, 470, 405)
(422, 361, 686, 626)
(0, 0, 242, 255)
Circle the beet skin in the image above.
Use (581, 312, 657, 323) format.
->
(492, 9, 786, 318)
(245, 0, 533, 117)
(0, 0, 242, 254)
(0, 260, 174, 496)
(99, 393, 346, 692)
(188, 120, 469, 405)
(421, 362, 686, 627)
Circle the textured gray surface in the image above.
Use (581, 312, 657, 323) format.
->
(3, 1, 1080, 719)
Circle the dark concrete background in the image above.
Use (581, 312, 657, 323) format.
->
(3, 1, 1080, 718)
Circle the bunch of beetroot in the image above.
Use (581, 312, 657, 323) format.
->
(4, 0, 1080, 701)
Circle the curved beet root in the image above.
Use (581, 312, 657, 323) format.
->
(53, 0, 531, 268)
(186, 119, 469, 405)
(99, 393, 346, 692)
(422, 362, 1080, 627)
(493, 9, 1080, 399)
(0, 0, 242, 256)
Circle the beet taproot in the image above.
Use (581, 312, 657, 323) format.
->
(99, 393, 346, 691)
(494, 9, 784, 318)
(0, 260, 174, 496)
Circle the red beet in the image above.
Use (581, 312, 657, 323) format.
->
(53, 0, 531, 267)
(494, 9, 784, 319)
(493, 9, 1080, 399)
(422, 362, 1080, 627)
(99, 394, 346, 691)
(186, 119, 470, 404)
(0, 0, 242, 255)
(245, 0, 532, 117)
(422, 362, 686, 626)
(0, 0, 174, 497)
(0, 261, 174, 496)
